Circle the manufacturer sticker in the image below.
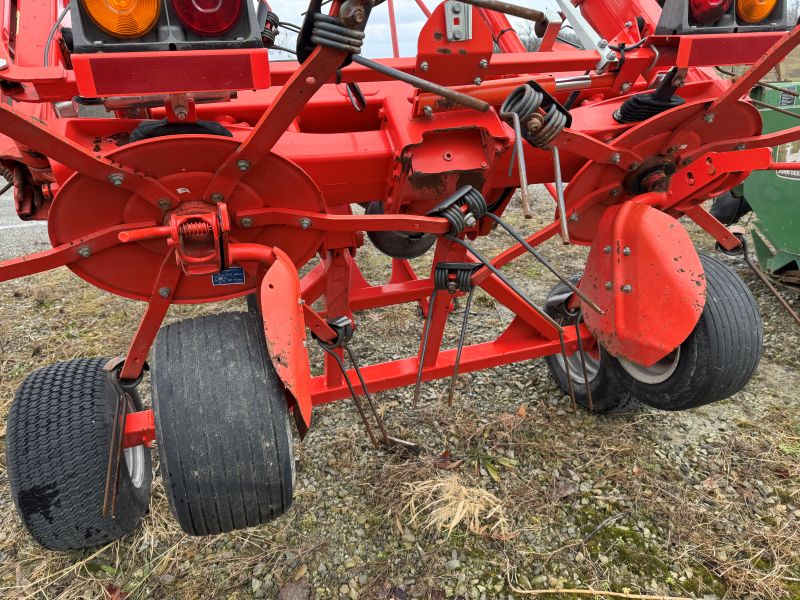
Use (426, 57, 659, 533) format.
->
(779, 91, 796, 107)
(212, 267, 245, 286)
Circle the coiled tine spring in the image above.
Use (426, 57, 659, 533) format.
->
(500, 111, 532, 219)
(483, 212, 604, 316)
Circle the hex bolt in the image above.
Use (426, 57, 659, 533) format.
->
(464, 213, 477, 227)
(620, 83, 631, 93)
(603, 245, 611, 254)
(452, 2, 462, 12)
(453, 30, 463, 40)
(473, 77, 482, 86)
(479, 58, 488, 69)
(598, 39, 608, 48)
(569, 213, 579, 222)
(158, 199, 171, 210)
(241, 217, 253, 228)
(158, 287, 170, 298)
(423, 106, 433, 118)
(237, 159, 251, 171)
(623, 246, 631, 256)
(77, 246, 91, 258)
(447, 281, 459, 293)
(420, 61, 429, 71)
(299, 218, 312, 229)
(704, 113, 715, 123)
(604, 281, 613, 290)
(606, 51, 616, 60)
(108, 173, 124, 187)
(609, 153, 621, 164)
(621, 284, 632, 293)
(211, 193, 224, 203)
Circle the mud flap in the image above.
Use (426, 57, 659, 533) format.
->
(579, 202, 706, 367)
(260, 248, 313, 437)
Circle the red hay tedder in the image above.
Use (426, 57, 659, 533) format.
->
(1, 0, 796, 549)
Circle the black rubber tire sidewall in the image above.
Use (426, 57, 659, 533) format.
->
(6, 358, 152, 550)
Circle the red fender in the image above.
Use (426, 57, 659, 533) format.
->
(579, 201, 706, 367)
(260, 248, 313, 437)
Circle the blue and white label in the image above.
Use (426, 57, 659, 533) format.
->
(212, 267, 245, 286)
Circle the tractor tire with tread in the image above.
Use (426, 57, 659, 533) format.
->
(152, 312, 295, 536)
(6, 358, 152, 550)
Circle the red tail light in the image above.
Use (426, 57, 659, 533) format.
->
(171, 0, 242, 36)
(689, 0, 733, 24)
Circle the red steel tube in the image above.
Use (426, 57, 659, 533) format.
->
(478, 8, 526, 54)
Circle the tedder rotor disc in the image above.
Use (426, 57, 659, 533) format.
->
(48, 135, 325, 302)
(564, 99, 762, 244)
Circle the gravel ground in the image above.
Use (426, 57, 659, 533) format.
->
(0, 188, 798, 600)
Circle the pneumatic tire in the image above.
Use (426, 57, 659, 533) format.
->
(544, 254, 762, 412)
(152, 312, 295, 536)
(6, 358, 152, 550)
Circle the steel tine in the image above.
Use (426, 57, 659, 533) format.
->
(739, 238, 800, 326)
(318, 343, 379, 448)
(110, 393, 129, 517)
(447, 235, 563, 332)
(446, 287, 476, 406)
(485, 212, 604, 315)
(558, 331, 578, 414)
(102, 389, 122, 517)
(344, 344, 390, 446)
(413, 288, 438, 407)
(501, 111, 532, 218)
(552, 146, 570, 244)
(573, 312, 594, 412)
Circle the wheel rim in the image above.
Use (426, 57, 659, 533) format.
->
(617, 348, 681, 385)
(555, 348, 601, 385)
(124, 445, 147, 489)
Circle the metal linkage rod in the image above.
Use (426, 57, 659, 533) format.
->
(459, 0, 546, 24)
(483, 212, 604, 315)
(350, 54, 490, 112)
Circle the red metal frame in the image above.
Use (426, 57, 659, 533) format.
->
(0, 0, 797, 448)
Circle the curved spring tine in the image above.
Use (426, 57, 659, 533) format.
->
(500, 111, 532, 218)
(446, 287, 476, 406)
(483, 212, 604, 315)
(552, 146, 570, 244)
(344, 344, 390, 445)
(413, 288, 439, 407)
(558, 331, 578, 414)
(574, 311, 594, 412)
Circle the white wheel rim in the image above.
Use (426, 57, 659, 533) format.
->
(555, 349, 601, 385)
(618, 348, 681, 385)
(124, 445, 147, 489)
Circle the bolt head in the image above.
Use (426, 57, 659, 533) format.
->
(447, 281, 458, 293)
(479, 58, 488, 69)
(598, 39, 608, 48)
(620, 83, 631, 93)
(241, 217, 253, 228)
(158, 287, 170, 298)
(0, 58, 7, 70)
(158, 199, 171, 210)
(108, 173, 124, 187)
(211, 193, 224, 203)
(237, 159, 251, 171)
(423, 106, 433, 118)
(621, 284, 632, 293)
(604, 281, 613, 290)
(452, 2, 462, 12)
(464, 213, 477, 227)
(420, 61, 429, 71)
(473, 77, 482, 86)
(735, 143, 746, 151)
(603, 245, 611, 254)
(609, 153, 621, 164)
(623, 247, 631, 256)
(175, 110, 188, 121)
(453, 30, 463, 40)
(627, 161, 641, 172)
(77, 246, 91, 258)
(568, 213, 579, 222)
(299, 218, 312, 229)
(610, 187, 621, 197)
(606, 51, 616, 60)
(704, 113, 715, 123)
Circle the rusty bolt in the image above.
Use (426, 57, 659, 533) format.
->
(623, 247, 631, 256)
(78, 246, 91, 258)
(158, 199, 171, 210)
(241, 217, 253, 228)
(420, 61, 429, 71)
(299, 218, 312, 229)
(603, 245, 611, 254)
(479, 58, 488, 69)
(159, 287, 170, 298)
(211, 193, 224, 203)
(237, 160, 250, 171)
(341, 2, 366, 27)
(108, 173, 124, 187)
(621, 284, 632, 293)
(447, 281, 458, 293)
(604, 281, 613, 290)
(526, 112, 545, 134)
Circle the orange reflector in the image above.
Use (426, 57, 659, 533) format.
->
(81, 0, 161, 38)
(737, 0, 778, 23)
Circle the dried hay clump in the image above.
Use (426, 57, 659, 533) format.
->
(401, 474, 512, 539)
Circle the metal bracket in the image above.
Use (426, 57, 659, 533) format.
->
(552, 0, 616, 71)
(445, 1, 472, 42)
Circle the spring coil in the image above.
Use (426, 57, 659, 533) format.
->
(500, 84, 566, 149)
(462, 187, 488, 220)
(261, 10, 280, 48)
(311, 13, 364, 54)
(434, 265, 474, 292)
(438, 204, 468, 235)
(179, 219, 213, 239)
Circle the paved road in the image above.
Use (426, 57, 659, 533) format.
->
(0, 190, 50, 261)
